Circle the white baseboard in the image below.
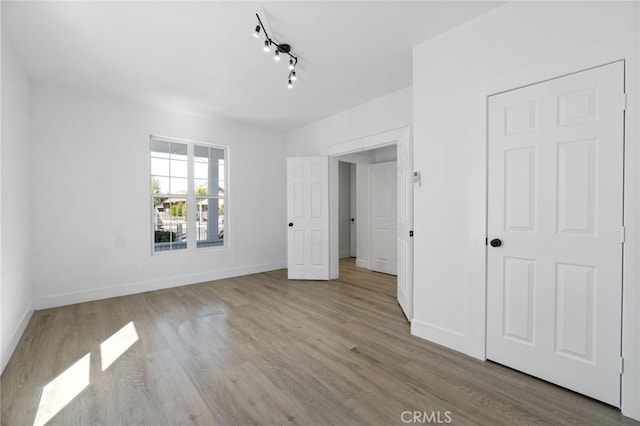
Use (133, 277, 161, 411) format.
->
(1, 302, 34, 374)
(36, 262, 286, 310)
(355, 258, 369, 269)
(339, 250, 352, 259)
(411, 318, 483, 361)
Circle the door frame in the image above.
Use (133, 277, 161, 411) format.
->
(325, 126, 410, 280)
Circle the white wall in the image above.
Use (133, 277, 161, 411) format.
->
(1, 29, 34, 372)
(30, 84, 286, 309)
(285, 87, 411, 156)
(412, 1, 639, 419)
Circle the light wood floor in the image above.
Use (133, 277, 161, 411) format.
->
(1, 259, 637, 426)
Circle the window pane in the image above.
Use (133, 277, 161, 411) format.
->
(151, 140, 188, 195)
(194, 145, 225, 197)
(153, 197, 187, 252)
(151, 176, 169, 195)
(194, 179, 208, 195)
(151, 140, 170, 157)
(151, 157, 169, 176)
(194, 144, 209, 159)
(171, 159, 187, 178)
(170, 143, 188, 158)
(194, 161, 208, 180)
(170, 177, 188, 194)
(196, 197, 224, 248)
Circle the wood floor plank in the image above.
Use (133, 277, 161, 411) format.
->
(2, 258, 637, 425)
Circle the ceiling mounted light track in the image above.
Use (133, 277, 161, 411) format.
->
(253, 13, 299, 89)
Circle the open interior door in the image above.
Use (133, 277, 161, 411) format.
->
(287, 157, 330, 280)
(396, 128, 413, 321)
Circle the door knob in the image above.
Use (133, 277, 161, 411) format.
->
(288, 222, 294, 227)
(490, 238, 502, 247)
(350, 218, 355, 222)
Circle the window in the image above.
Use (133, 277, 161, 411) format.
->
(150, 137, 227, 253)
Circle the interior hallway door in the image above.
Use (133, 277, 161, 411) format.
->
(370, 161, 397, 275)
(287, 157, 330, 280)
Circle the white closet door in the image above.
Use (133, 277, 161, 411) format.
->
(487, 62, 625, 406)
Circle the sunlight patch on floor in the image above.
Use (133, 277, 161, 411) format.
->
(33, 353, 90, 426)
(100, 321, 139, 371)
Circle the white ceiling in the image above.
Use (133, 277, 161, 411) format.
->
(2, 1, 504, 132)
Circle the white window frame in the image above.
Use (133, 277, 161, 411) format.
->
(150, 135, 229, 255)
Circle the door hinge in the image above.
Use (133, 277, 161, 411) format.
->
(623, 93, 627, 111)
(485, 237, 488, 246)
(621, 226, 626, 243)
(409, 230, 414, 237)
(620, 357, 625, 374)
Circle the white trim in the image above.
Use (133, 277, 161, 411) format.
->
(1, 303, 34, 374)
(355, 258, 369, 269)
(325, 126, 408, 157)
(411, 319, 468, 354)
(35, 262, 285, 310)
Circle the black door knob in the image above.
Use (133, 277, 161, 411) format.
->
(490, 238, 502, 247)
(288, 222, 294, 227)
(350, 218, 355, 222)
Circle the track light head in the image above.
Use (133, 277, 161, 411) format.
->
(254, 13, 299, 90)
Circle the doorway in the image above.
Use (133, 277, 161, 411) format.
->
(336, 146, 398, 275)
(327, 126, 413, 321)
(337, 161, 356, 260)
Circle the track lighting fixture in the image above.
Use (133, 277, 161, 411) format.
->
(253, 13, 299, 88)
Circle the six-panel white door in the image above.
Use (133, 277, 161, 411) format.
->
(370, 161, 397, 275)
(487, 62, 625, 406)
(287, 157, 330, 280)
